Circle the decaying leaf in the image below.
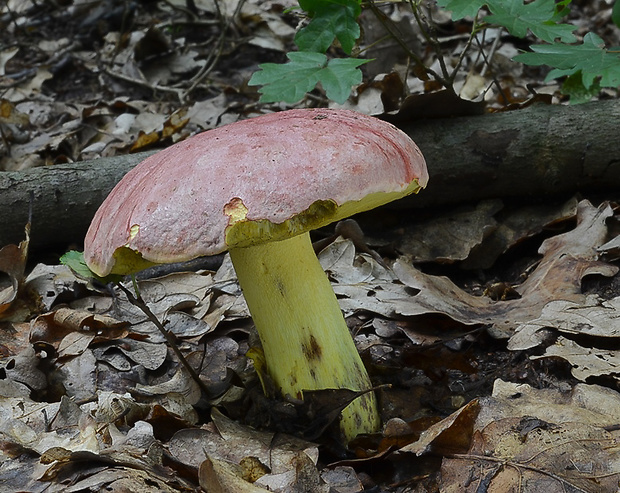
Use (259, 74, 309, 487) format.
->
(391, 200, 618, 337)
(199, 455, 270, 493)
(397, 199, 503, 263)
(533, 336, 620, 382)
(0, 223, 30, 320)
(509, 295, 620, 350)
(398, 399, 480, 456)
(169, 408, 335, 492)
(440, 380, 620, 492)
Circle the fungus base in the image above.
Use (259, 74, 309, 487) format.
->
(229, 232, 380, 441)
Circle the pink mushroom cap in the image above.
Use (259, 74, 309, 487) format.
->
(84, 108, 428, 277)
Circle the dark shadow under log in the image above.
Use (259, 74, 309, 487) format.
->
(1, 99, 619, 250)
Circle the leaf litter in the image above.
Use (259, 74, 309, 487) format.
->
(1, 196, 620, 491)
(1, 1, 620, 489)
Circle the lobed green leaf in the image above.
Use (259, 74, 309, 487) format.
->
(515, 33, 620, 90)
(486, 0, 575, 43)
(295, 0, 361, 54)
(320, 57, 369, 102)
(249, 52, 325, 103)
(435, 0, 485, 20)
(248, 51, 369, 103)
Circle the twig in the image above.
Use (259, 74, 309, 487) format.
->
(474, 27, 510, 104)
(116, 281, 212, 398)
(409, 0, 451, 84)
(368, 0, 442, 81)
(99, 65, 185, 102)
(182, 0, 246, 98)
(446, 452, 608, 493)
(447, 16, 484, 87)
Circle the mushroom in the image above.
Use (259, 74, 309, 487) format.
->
(84, 108, 428, 441)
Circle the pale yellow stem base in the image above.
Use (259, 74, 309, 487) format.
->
(229, 232, 379, 442)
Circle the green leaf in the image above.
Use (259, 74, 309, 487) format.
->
(249, 52, 325, 103)
(320, 57, 369, 102)
(486, 0, 575, 43)
(435, 0, 485, 20)
(613, 1, 620, 29)
(60, 250, 122, 284)
(295, 0, 361, 54)
(561, 72, 601, 104)
(515, 33, 620, 90)
(551, 0, 573, 21)
(249, 51, 369, 104)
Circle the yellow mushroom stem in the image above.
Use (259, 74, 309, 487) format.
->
(229, 231, 380, 442)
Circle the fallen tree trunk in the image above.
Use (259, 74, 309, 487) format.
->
(1, 99, 619, 250)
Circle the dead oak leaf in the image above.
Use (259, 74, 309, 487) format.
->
(440, 380, 620, 493)
(392, 200, 618, 337)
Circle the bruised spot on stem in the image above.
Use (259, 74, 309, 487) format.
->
(302, 334, 322, 362)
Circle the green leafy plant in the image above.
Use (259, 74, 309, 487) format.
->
(249, 0, 366, 104)
(250, 0, 620, 105)
(515, 33, 620, 103)
(249, 52, 369, 104)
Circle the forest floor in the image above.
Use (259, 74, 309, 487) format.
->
(1, 1, 620, 492)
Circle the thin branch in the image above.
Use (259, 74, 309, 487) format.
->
(409, 0, 451, 84)
(367, 0, 447, 85)
(116, 281, 212, 398)
(447, 452, 609, 493)
(183, 0, 247, 98)
(99, 65, 185, 102)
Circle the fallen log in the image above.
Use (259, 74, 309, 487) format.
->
(1, 99, 619, 250)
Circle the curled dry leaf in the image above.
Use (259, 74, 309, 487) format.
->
(598, 232, 620, 260)
(440, 380, 620, 493)
(200, 455, 269, 493)
(30, 307, 128, 347)
(169, 408, 329, 492)
(509, 295, 620, 350)
(533, 336, 620, 382)
(398, 399, 480, 456)
(392, 200, 618, 337)
(0, 224, 29, 320)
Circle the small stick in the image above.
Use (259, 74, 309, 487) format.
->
(116, 281, 212, 397)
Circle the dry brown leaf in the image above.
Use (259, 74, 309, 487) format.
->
(57, 331, 96, 358)
(509, 295, 620, 350)
(598, 232, 620, 261)
(398, 199, 503, 263)
(440, 380, 620, 492)
(199, 455, 269, 493)
(136, 366, 202, 412)
(0, 223, 29, 320)
(108, 272, 214, 341)
(319, 237, 394, 284)
(392, 200, 618, 337)
(442, 419, 620, 493)
(398, 399, 480, 456)
(3, 346, 47, 392)
(169, 409, 327, 492)
(533, 336, 620, 382)
(30, 308, 127, 348)
(52, 307, 127, 333)
(26, 264, 87, 311)
(56, 350, 97, 401)
(0, 99, 29, 125)
(462, 197, 579, 269)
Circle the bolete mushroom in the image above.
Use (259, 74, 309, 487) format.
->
(83, 108, 428, 442)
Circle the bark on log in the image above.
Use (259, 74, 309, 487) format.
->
(1, 99, 619, 250)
